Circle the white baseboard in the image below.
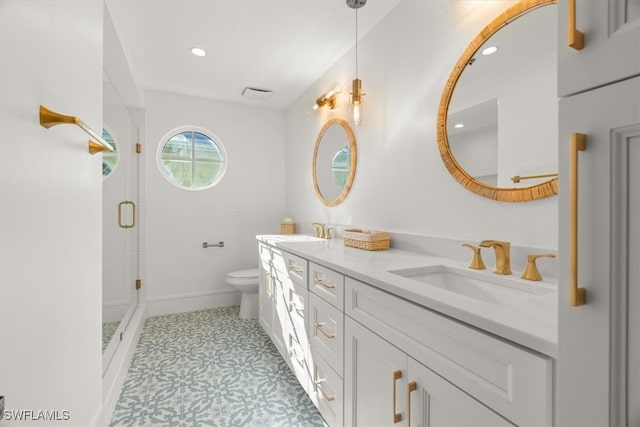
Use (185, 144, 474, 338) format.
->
(146, 289, 241, 317)
(95, 303, 147, 427)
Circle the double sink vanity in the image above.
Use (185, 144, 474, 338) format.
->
(257, 233, 557, 427)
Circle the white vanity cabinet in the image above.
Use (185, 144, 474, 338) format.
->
(345, 318, 514, 427)
(557, 1, 640, 424)
(257, 238, 554, 427)
(258, 243, 312, 393)
(345, 277, 552, 427)
(307, 262, 345, 427)
(557, 0, 640, 97)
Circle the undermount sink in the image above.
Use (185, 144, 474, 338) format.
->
(388, 265, 556, 304)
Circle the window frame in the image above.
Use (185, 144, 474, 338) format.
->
(156, 126, 228, 191)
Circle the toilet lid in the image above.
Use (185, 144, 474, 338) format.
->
(228, 268, 259, 279)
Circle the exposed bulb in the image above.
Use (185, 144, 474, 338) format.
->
(352, 103, 361, 126)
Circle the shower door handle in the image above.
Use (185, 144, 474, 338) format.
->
(118, 200, 136, 229)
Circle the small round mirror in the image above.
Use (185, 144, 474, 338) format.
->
(313, 118, 357, 207)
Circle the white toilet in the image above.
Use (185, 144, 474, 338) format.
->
(226, 268, 259, 319)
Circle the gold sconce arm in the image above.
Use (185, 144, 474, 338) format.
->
(312, 83, 342, 110)
(511, 173, 559, 183)
(39, 105, 114, 154)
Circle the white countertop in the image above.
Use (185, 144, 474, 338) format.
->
(258, 234, 558, 358)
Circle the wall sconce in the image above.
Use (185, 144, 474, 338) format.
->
(312, 83, 342, 110)
(347, 0, 366, 125)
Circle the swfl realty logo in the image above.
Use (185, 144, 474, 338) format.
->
(2, 409, 70, 421)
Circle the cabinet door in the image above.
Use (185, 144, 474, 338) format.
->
(258, 266, 273, 335)
(344, 318, 407, 427)
(406, 358, 513, 427)
(558, 76, 640, 425)
(271, 272, 287, 359)
(558, 0, 640, 96)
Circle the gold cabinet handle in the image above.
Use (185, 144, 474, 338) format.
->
(393, 370, 402, 423)
(314, 322, 336, 339)
(570, 133, 587, 306)
(407, 381, 417, 427)
(118, 200, 136, 229)
(288, 263, 303, 273)
(314, 277, 336, 289)
(568, 0, 584, 50)
(265, 272, 272, 297)
(315, 379, 336, 401)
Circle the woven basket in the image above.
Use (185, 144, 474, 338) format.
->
(280, 222, 296, 235)
(343, 229, 390, 251)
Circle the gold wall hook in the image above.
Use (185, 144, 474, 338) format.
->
(521, 253, 556, 281)
(39, 105, 114, 153)
(462, 243, 486, 270)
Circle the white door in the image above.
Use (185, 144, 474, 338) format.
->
(558, 76, 640, 425)
(344, 318, 407, 427)
(406, 358, 513, 427)
(558, 0, 640, 96)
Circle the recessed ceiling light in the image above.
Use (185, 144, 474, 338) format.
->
(481, 46, 499, 56)
(190, 47, 206, 57)
(454, 123, 465, 129)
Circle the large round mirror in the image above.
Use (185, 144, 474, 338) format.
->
(437, 0, 558, 202)
(313, 118, 357, 207)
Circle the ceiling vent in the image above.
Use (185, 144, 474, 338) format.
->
(242, 87, 273, 101)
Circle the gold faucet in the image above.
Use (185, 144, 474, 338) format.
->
(479, 240, 511, 275)
(312, 223, 325, 238)
(521, 253, 556, 281)
(312, 223, 333, 239)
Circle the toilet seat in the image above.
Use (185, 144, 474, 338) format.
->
(226, 268, 259, 286)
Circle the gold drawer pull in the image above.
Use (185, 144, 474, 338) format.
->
(568, 0, 584, 50)
(570, 133, 587, 306)
(408, 381, 417, 426)
(393, 370, 402, 423)
(315, 379, 336, 401)
(265, 272, 272, 297)
(314, 277, 336, 289)
(288, 264, 303, 273)
(314, 322, 336, 339)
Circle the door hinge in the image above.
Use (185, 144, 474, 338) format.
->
(135, 279, 142, 290)
(136, 143, 142, 153)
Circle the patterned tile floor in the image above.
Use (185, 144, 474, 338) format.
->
(110, 306, 326, 427)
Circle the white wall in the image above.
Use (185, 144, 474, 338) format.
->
(144, 91, 285, 314)
(0, 1, 103, 425)
(284, 1, 558, 250)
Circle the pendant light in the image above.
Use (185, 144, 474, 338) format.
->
(347, 0, 366, 126)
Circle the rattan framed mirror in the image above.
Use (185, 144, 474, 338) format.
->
(437, 0, 558, 202)
(313, 118, 357, 207)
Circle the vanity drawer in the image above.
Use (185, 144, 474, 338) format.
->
(310, 352, 344, 427)
(287, 280, 307, 333)
(345, 277, 552, 427)
(309, 292, 344, 377)
(310, 262, 344, 309)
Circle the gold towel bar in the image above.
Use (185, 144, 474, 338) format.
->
(511, 173, 559, 183)
(39, 105, 114, 154)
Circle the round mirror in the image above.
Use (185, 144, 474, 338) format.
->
(313, 118, 357, 207)
(437, 0, 558, 202)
